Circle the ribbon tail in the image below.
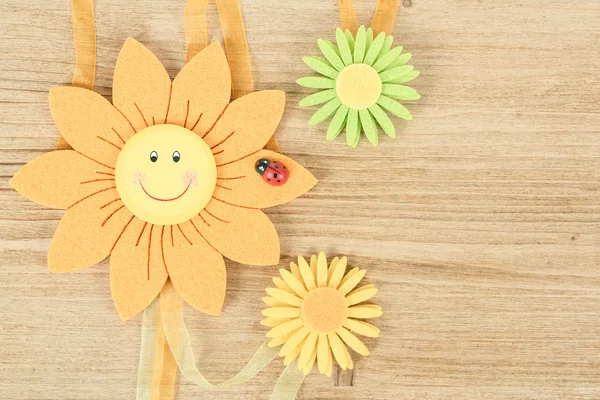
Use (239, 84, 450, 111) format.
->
(160, 280, 279, 387)
(269, 362, 306, 400)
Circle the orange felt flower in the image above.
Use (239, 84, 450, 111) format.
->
(11, 38, 317, 321)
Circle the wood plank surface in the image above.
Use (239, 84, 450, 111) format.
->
(0, 0, 599, 399)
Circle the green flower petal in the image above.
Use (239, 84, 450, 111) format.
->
(366, 27, 374, 49)
(344, 30, 355, 52)
(336, 28, 353, 66)
(359, 108, 378, 146)
(381, 84, 420, 100)
(353, 26, 367, 63)
(299, 89, 337, 107)
(376, 35, 394, 63)
(346, 109, 361, 147)
(372, 46, 403, 72)
(368, 103, 396, 137)
(363, 32, 386, 66)
(326, 104, 349, 140)
(384, 53, 412, 70)
(303, 56, 339, 79)
(317, 39, 345, 71)
(309, 98, 342, 125)
(378, 95, 413, 120)
(379, 65, 414, 83)
(388, 70, 420, 84)
(297, 76, 335, 89)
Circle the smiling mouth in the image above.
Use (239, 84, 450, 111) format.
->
(140, 181, 191, 202)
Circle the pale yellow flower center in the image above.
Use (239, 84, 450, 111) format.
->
(115, 124, 217, 225)
(335, 64, 382, 110)
(301, 287, 347, 333)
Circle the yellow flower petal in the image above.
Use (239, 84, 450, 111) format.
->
(289, 262, 304, 285)
(326, 256, 340, 280)
(336, 326, 369, 356)
(262, 307, 301, 319)
(298, 332, 318, 369)
(343, 318, 380, 337)
(298, 256, 317, 291)
(325, 347, 333, 377)
(266, 288, 303, 307)
(317, 333, 329, 374)
(10, 151, 113, 210)
(338, 268, 365, 295)
(328, 256, 347, 288)
(263, 296, 286, 307)
(273, 277, 294, 294)
(261, 317, 293, 327)
(327, 332, 349, 370)
(268, 331, 296, 348)
(279, 327, 310, 357)
(345, 285, 378, 306)
(347, 305, 383, 319)
(283, 341, 303, 366)
(279, 269, 308, 298)
(267, 318, 304, 339)
(342, 341, 354, 370)
(303, 346, 318, 375)
(310, 255, 318, 281)
(112, 38, 171, 132)
(316, 252, 328, 287)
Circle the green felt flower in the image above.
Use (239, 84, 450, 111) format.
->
(297, 25, 420, 147)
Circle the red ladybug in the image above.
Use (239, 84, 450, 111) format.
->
(255, 158, 289, 186)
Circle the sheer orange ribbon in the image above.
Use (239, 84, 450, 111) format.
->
(339, 0, 401, 36)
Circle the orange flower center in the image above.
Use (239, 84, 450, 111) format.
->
(301, 287, 347, 333)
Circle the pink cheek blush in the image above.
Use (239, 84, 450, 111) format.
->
(133, 172, 146, 186)
(182, 169, 198, 186)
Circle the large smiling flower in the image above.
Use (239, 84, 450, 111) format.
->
(11, 38, 317, 321)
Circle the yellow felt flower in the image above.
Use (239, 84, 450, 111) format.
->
(262, 253, 382, 375)
(10, 38, 317, 321)
(298, 25, 419, 147)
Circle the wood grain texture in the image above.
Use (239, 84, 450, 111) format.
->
(1, 0, 599, 399)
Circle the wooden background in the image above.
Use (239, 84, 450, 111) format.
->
(1, 0, 599, 399)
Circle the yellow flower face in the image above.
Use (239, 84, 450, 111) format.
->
(115, 124, 217, 225)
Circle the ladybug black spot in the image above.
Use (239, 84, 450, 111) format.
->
(273, 173, 278, 178)
(277, 180, 281, 183)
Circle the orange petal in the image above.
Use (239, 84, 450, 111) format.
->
(48, 187, 132, 272)
(163, 222, 227, 315)
(113, 38, 172, 133)
(49, 87, 131, 167)
(110, 219, 168, 321)
(214, 150, 317, 208)
(10, 150, 114, 209)
(169, 42, 231, 134)
(192, 199, 279, 265)
(205, 91, 285, 166)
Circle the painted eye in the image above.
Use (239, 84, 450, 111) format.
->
(172, 151, 180, 163)
(150, 151, 158, 162)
